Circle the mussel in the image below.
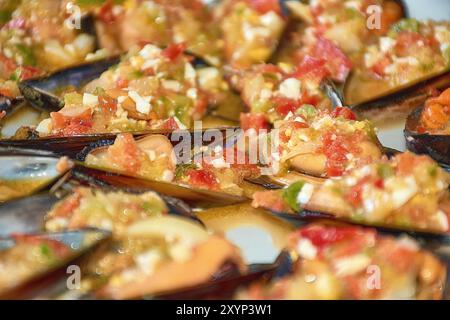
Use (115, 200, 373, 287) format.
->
(343, 17, 450, 120)
(236, 223, 448, 300)
(252, 152, 450, 246)
(18, 56, 121, 112)
(404, 90, 450, 166)
(347, 68, 450, 121)
(0, 229, 111, 299)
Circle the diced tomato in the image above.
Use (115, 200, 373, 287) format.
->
(99, 95, 117, 113)
(274, 97, 301, 116)
(379, 240, 417, 273)
(374, 178, 384, 189)
(246, 0, 282, 15)
(322, 131, 350, 177)
(162, 43, 187, 61)
(296, 225, 375, 251)
(187, 169, 219, 190)
(52, 192, 82, 218)
(291, 55, 330, 84)
(311, 37, 352, 82)
(257, 64, 282, 74)
(252, 190, 289, 212)
(116, 77, 129, 89)
(0, 55, 43, 80)
(395, 152, 431, 177)
(107, 133, 142, 174)
(331, 106, 357, 120)
(50, 109, 93, 136)
(346, 176, 371, 207)
(19, 65, 44, 80)
(0, 54, 18, 75)
(240, 113, 270, 132)
(98, 0, 117, 24)
(395, 31, 438, 56)
(0, 111, 5, 120)
(162, 117, 180, 130)
(370, 56, 391, 78)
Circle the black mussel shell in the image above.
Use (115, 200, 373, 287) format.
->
(0, 193, 59, 236)
(347, 69, 450, 121)
(404, 106, 450, 166)
(0, 153, 71, 203)
(67, 164, 247, 206)
(0, 127, 240, 159)
(18, 56, 121, 112)
(0, 229, 111, 299)
(154, 262, 277, 300)
(0, 96, 26, 117)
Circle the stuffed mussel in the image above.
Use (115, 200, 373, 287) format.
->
(405, 87, 450, 166)
(14, 185, 256, 300)
(0, 229, 110, 299)
(237, 223, 447, 300)
(345, 18, 450, 119)
(253, 152, 450, 243)
(0, 0, 99, 117)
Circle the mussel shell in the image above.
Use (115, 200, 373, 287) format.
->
(0, 229, 111, 300)
(18, 56, 121, 112)
(0, 193, 59, 236)
(0, 128, 239, 159)
(154, 262, 277, 300)
(404, 106, 450, 166)
(271, 209, 450, 247)
(0, 154, 69, 202)
(0, 96, 26, 117)
(347, 68, 450, 120)
(68, 164, 248, 206)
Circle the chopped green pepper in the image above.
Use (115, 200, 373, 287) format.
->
(282, 181, 305, 212)
(377, 163, 394, 179)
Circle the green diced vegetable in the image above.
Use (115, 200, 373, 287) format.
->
(0, 9, 12, 24)
(377, 164, 394, 179)
(40, 243, 54, 260)
(428, 164, 438, 178)
(141, 201, 165, 215)
(389, 19, 420, 36)
(16, 44, 37, 67)
(9, 68, 22, 81)
(282, 181, 305, 212)
(296, 104, 317, 119)
(175, 163, 198, 180)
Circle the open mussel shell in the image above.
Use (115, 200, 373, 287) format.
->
(0, 153, 70, 202)
(0, 126, 239, 158)
(67, 164, 247, 206)
(0, 229, 111, 300)
(0, 193, 59, 236)
(270, 209, 450, 248)
(153, 262, 278, 300)
(18, 55, 121, 112)
(404, 106, 450, 166)
(346, 68, 450, 120)
(0, 96, 26, 117)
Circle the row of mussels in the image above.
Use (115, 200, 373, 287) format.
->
(0, 0, 449, 300)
